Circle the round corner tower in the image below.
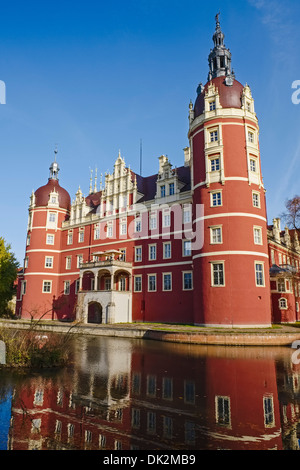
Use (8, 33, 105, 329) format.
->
(17, 152, 71, 320)
(189, 15, 271, 327)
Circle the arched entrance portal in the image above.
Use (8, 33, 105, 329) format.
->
(88, 302, 102, 324)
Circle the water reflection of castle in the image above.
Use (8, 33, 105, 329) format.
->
(6, 338, 300, 450)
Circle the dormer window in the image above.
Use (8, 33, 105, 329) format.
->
(161, 185, 166, 197)
(209, 101, 216, 111)
(169, 183, 175, 196)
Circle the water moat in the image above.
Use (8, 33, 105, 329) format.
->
(0, 334, 300, 450)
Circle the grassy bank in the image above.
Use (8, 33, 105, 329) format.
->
(0, 322, 74, 368)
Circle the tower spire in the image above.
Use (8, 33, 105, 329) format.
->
(49, 147, 60, 180)
(208, 13, 235, 85)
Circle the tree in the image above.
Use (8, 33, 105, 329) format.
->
(0, 237, 19, 315)
(281, 196, 300, 231)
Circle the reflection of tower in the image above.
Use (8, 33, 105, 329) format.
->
(73, 337, 132, 409)
(189, 17, 271, 327)
(16, 152, 71, 319)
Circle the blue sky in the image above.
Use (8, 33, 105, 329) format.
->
(1, 0, 300, 263)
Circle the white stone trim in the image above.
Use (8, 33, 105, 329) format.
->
(193, 251, 269, 260)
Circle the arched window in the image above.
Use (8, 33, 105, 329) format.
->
(279, 298, 288, 310)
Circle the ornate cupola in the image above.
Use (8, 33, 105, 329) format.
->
(208, 13, 235, 85)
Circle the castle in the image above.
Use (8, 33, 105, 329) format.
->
(16, 17, 300, 328)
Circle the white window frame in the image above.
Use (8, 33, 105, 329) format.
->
(252, 191, 261, 208)
(279, 297, 288, 310)
(183, 240, 192, 257)
(211, 261, 225, 287)
(210, 226, 223, 245)
(45, 256, 54, 269)
(66, 256, 72, 270)
(210, 157, 220, 172)
(183, 271, 193, 291)
(134, 275, 142, 292)
(77, 255, 83, 268)
(42, 280, 52, 293)
(163, 273, 172, 292)
(163, 209, 171, 228)
(64, 281, 70, 295)
(254, 226, 263, 245)
(210, 191, 222, 207)
(148, 274, 157, 292)
(78, 229, 84, 243)
(46, 234, 55, 245)
(163, 242, 172, 260)
(250, 158, 257, 173)
(255, 262, 265, 287)
(149, 244, 157, 261)
(135, 246, 142, 262)
(67, 231, 73, 245)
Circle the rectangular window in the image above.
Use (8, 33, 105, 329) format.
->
(277, 278, 286, 293)
(43, 281, 52, 293)
(211, 227, 222, 244)
(255, 262, 265, 287)
(134, 275, 142, 292)
(22, 280, 27, 295)
(135, 246, 142, 262)
(252, 192, 260, 208)
(250, 159, 257, 173)
(169, 183, 175, 195)
(147, 376, 156, 397)
(147, 412, 156, 434)
(183, 206, 191, 224)
(209, 101, 216, 111)
(78, 230, 84, 243)
(148, 274, 156, 292)
(107, 224, 113, 238)
(45, 256, 53, 268)
(104, 278, 111, 290)
(132, 409, 140, 429)
(163, 210, 171, 228)
(120, 221, 127, 236)
(210, 158, 220, 172)
(210, 130, 218, 142)
(263, 396, 275, 427)
(183, 240, 192, 257)
(162, 377, 173, 400)
(163, 416, 173, 439)
(163, 273, 172, 291)
(135, 218, 142, 233)
(163, 242, 171, 259)
(212, 262, 225, 287)
(67, 232, 73, 245)
(161, 185, 166, 197)
(66, 256, 72, 270)
(216, 396, 231, 427)
(211, 191, 222, 207)
(75, 279, 80, 294)
(64, 281, 70, 295)
(94, 225, 100, 240)
(77, 255, 83, 268)
(254, 227, 262, 245)
(149, 244, 157, 261)
(149, 212, 157, 230)
(46, 234, 54, 245)
(183, 272, 193, 291)
(24, 257, 29, 269)
(248, 131, 254, 143)
(48, 212, 56, 223)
